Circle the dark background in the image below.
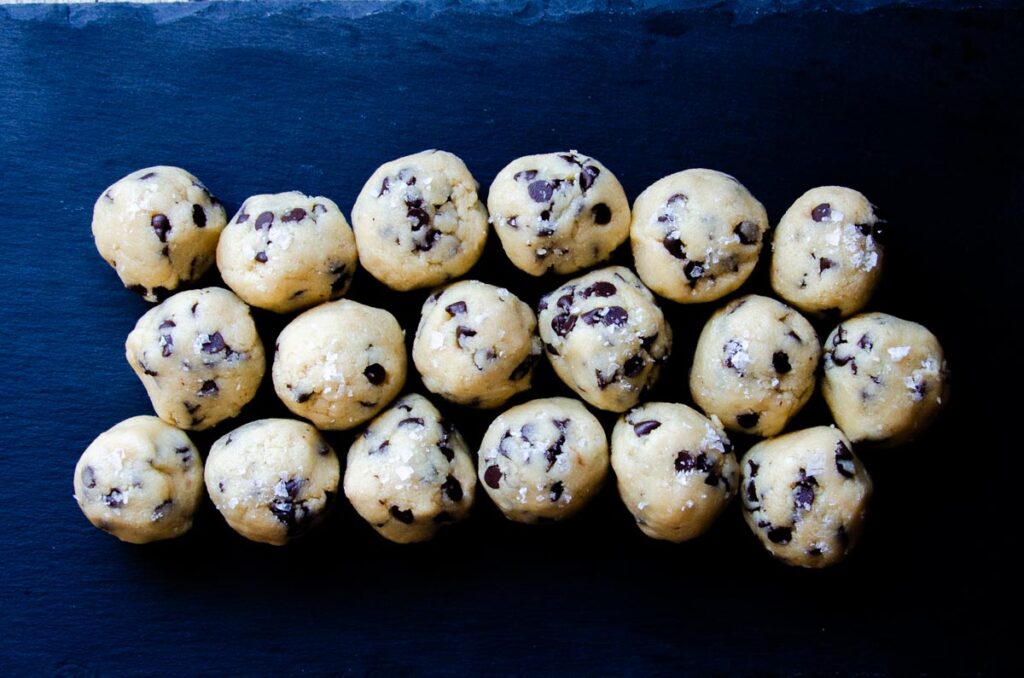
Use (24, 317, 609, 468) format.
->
(1, 1, 1020, 674)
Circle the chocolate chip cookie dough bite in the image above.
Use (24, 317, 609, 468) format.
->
(272, 299, 407, 430)
(630, 169, 769, 303)
(216, 192, 357, 313)
(538, 266, 671, 412)
(351, 150, 488, 291)
(92, 166, 227, 301)
(478, 397, 609, 523)
(823, 313, 949, 445)
(771, 186, 884, 317)
(73, 416, 204, 544)
(412, 281, 541, 409)
(344, 394, 476, 543)
(125, 287, 265, 431)
(487, 151, 630, 275)
(205, 419, 339, 546)
(740, 426, 872, 568)
(690, 295, 819, 437)
(611, 403, 738, 542)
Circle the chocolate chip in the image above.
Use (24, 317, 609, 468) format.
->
(544, 342, 560, 355)
(192, 204, 206, 228)
(544, 435, 566, 471)
(138, 171, 157, 180)
(734, 220, 760, 245)
(414, 228, 441, 252)
(745, 479, 758, 504)
(736, 412, 760, 429)
(484, 464, 502, 489)
(832, 326, 848, 347)
(455, 325, 477, 348)
(723, 339, 746, 373)
(536, 224, 556, 237)
(539, 210, 551, 222)
(313, 203, 327, 218)
(592, 203, 612, 225)
(514, 169, 538, 182)
(398, 417, 425, 428)
(81, 465, 97, 489)
(641, 334, 658, 352)
(807, 546, 823, 557)
(152, 500, 173, 521)
(442, 475, 463, 502)
(683, 260, 704, 282)
(835, 440, 856, 478)
(857, 334, 873, 350)
(595, 369, 616, 389)
(551, 314, 577, 337)
(151, 214, 171, 242)
(371, 440, 390, 455)
(281, 208, 306, 222)
(269, 479, 305, 527)
(329, 263, 348, 293)
(550, 481, 564, 501)
(255, 251, 268, 263)
(772, 351, 792, 374)
(378, 177, 391, 196)
(819, 257, 834, 273)
(317, 443, 330, 457)
(295, 391, 312, 403)
(528, 180, 554, 202)
(556, 293, 575, 311)
(786, 330, 803, 344)
(623, 355, 645, 377)
(633, 420, 661, 436)
(579, 165, 600, 192)
(254, 211, 274, 231)
(856, 222, 873, 236)
(767, 526, 792, 544)
(445, 301, 467, 316)
(438, 423, 456, 462)
(580, 281, 616, 298)
(198, 380, 218, 397)
(201, 332, 226, 354)
(668, 193, 688, 205)
(236, 207, 250, 224)
(811, 203, 831, 222)
(103, 489, 125, 508)
(363, 364, 386, 385)
(407, 206, 430, 230)
(674, 451, 697, 472)
(581, 306, 628, 327)
(553, 418, 569, 434)
(159, 320, 175, 357)
(507, 216, 519, 228)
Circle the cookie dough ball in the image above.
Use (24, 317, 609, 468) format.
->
(823, 313, 949, 445)
(272, 299, 407, 430)
(740, 426, 872, 568)
(538, 266, 671, 412)
(611, 403, 737, 542)
(413, 281, 541, 409)
(344, 394, 476, 543)
(631, 169, 769, 304)
(690, 295, 819, 437)
(771, 187, 884, 317)
(351, 150, 488, 291)
(73, 416, 203, 544)
(216, 192, 357, 313)
(126, 287, 265, 431)
(488, 151, 629, 275)
(93, 166, 227, 301)
(478, 397, 608, 523)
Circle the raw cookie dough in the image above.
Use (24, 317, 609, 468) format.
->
(823, 312, 949, 445)
(630, 169, 769, 303)
(690, 295, 819, 437)
(478, 397, 608, 523)
(611, 403, 738, 542)
(216, 192, 357, 313)
(93, 166, 227, 301)
(344, 393, 476, 543)
(351, 150, 488, 291)
(771, 186, 884, 317)
(272, 299, 407, 430)
(740, 426, 872, 568)
(73, 416, 204, 544)
(126, 287, 265, 431)
(412, 281, 541, 409)
(488, 151, 630, 275)
(538, 266, 671, 412)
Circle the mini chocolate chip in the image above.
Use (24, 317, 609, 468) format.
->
(255, 251, 268, 263)
(592, 203, 612, 224)
(104, 489, 125, 508)
(313, 203, 327, 217)
(767, 526, 792, 544)
(455, 325, 477, 348)
(674, 451, 697, 472)
(684, 260, 704, 282)
(329, 263, 348, 293)
(254, 211, 274, 231)
(407, 206, 430, 230)
(581, 306, 628, 327)
(556, 293, 575, 312)
(550, 481, 564, 501)
(370, 440, 390, 456)
(745, 479, 758, 504)
(668, 193, 688, 204)
(793, 470, 818, 511)
(736, 412, 760, 429)
(856, 222, 873, 236)
(857, 334, 873, 350)
(773, 351, 792, 374)
(507, 216, 519, 228)
(378, 177, 391, 196)
(553, 418, 570, 434)
(748, 460, 760, 477)
(580, 281, 616, 298)
(138, 171, 157, 180)
(536, 224, 556, 237)
(832, 326, 848, 347)
(595, 369, 616, 389)
(358, 400, 377, 408)
(398, 417, 425, 428)
(734, 220, 760, 245)
(282, 208, 306, 222)
(152, 499, 173, 521)
(819, 257, 834, 273)
(414, 228, 441, 251)
(551, 314, 578, 337)
(81, 465, 97, 489)
(128, 284, 148, 297)
(579, 165, 600, 192)
(811, 203, 831, 222)
(484, 465, 502, 489)
(295, 391, 312, 403)
(835, 440, 856, 478)
(199, 380, 218, 397)
(151, 214, 171, 242)
(528, 180, 554, 202)
(192, 204, 207, 228)
(445, 301, 467, 316)
(514, 169, 538, 182)
(442, 475, 463, 502)
(641, 334, 658, 352)
(623, 355, 645, 377)
(201, 332, 226, 354)
(807, 546, 823, 556)
(633, 420, 661, 436)
(544, 435, 566, 471)
(539, 210, 551, 221)
(363, 364, 386, 385)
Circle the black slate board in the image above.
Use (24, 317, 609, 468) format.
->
(1, 2, 1020, 675)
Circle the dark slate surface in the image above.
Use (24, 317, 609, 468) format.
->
(1, 2, 1020, 675)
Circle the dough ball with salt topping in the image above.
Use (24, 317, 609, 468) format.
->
(771, 186, 884, 318)
(822, 312, 949, 445)
(478, 397, 609, 523)
(344, 394, 476, 543)
(537, 266, 672, 412)
(611, 403, 738, 542)
(412, 280, 541, 409)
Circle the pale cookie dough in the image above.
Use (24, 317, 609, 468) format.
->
(740, 426, 872, 568)
(478, 397, 608, 523)
(412, 281, 541, 409)
(630, 169, 769, 303)
(126, 287, 265, 431)
(611, 403, 738, 542)
(344, 394, 476, 543)
(205, 419, 339, 545)
(351, 150, 488, 290)
(272, 299, 407, 430)
(771, 186, 884, 317)
(216, 192, 357, 313)
(690, 295, 819, 437)
(538, 266, 671, 412)
(73, 416, 203, 544)
(488, 151, 630, 275)
(93, 166, 227, 301)
(823, 312, 949, 445)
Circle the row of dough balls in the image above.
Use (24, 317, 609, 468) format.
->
(73, 397, 871, 568)
(92, 152, 883, 317)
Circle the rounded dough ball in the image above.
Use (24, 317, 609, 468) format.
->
(413, 281, 541, 409)
(272, 299, 407, 430)
(92, 166, 227, 302)
(478, 397, 608, 523)
(216, 192, 357, 313)
(488, 151, 630, 275)
(631, 169, 768, 303)
(823, 312, 949, 445)
(690, 295, 819, 437)
(771, 186, 884, 317)
(538, 266, 672, 412)
(125, 287, 265, 431)
(205, 418, 339, 545)
(73, 416, 203, 544)
(611, 403, 738, 542)
(351, 150, 488, 291)
(344, 393, 476, 543)
(740, 426, 872, 568)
